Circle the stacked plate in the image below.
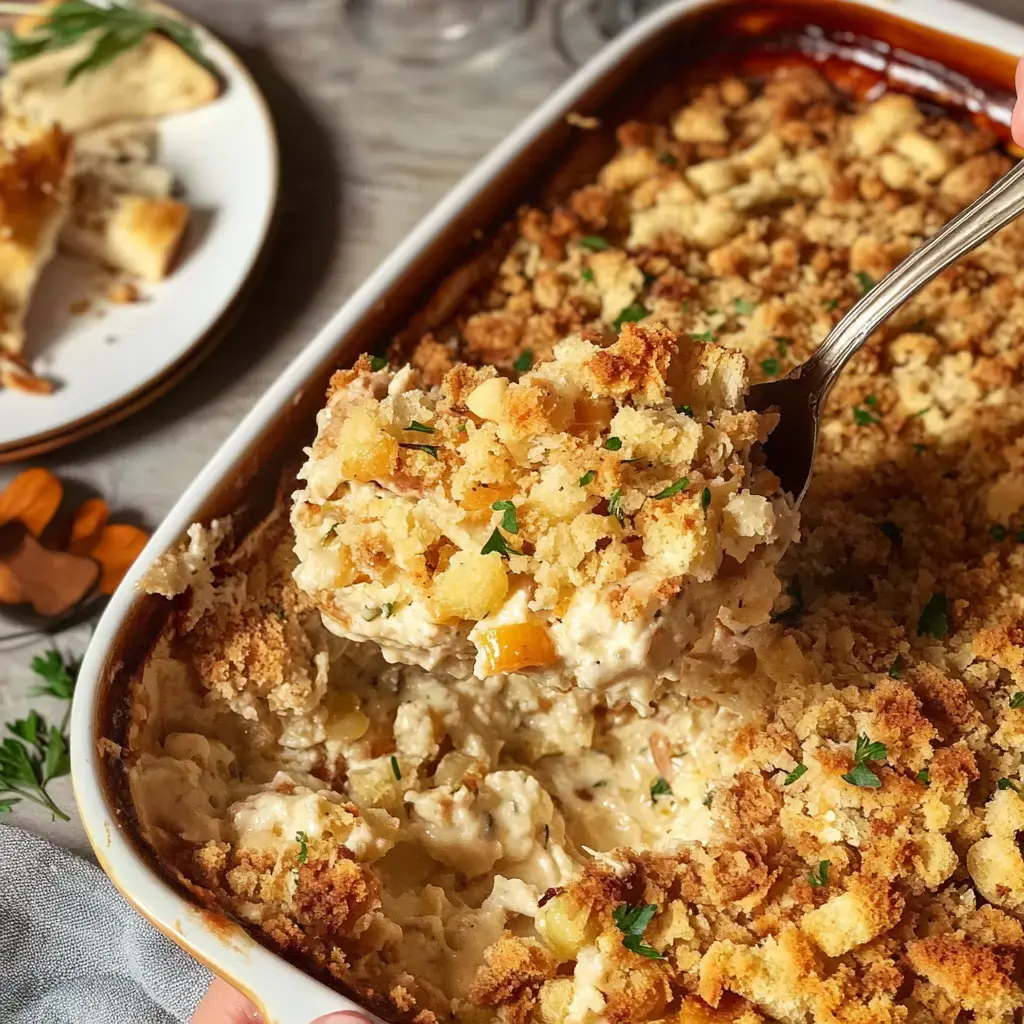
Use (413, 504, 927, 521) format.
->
(0, 8, 279, 463)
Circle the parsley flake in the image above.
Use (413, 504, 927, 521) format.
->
(381, 602, 394, 619)
(689, 330, 715, 343)
(613, 303, 650, 331)
(701, 487, 711, 513)
(917, 768, 930, 786)
(677, 404, 694, 417)
(608, 489, 625, 522)
(578, 235, 610, 251)
(842, 734, 887, 789)
(909, 407, 931, 419)
(1011, 692, 1024, 709)
(390, 756, 402, 781)
(581, 267, 595, 282)
(856, 271, 876, 293)
(491, 500, 519, 534)
(579, 470, 596, 487)
(888, 654, 905, 679)
(853, 406, 878, 427)
(653, 477, 689, 500)
(991, 524, 1009, 542)
(513, 349, 534, 373)
(998, 777, 1024, 799)
(603, 436, 623, 451)
(612, 903, 664, 959)
(406, 420, 434, 434)
(760, 357, 781, 376)
(824, 298, 840, 312)
(296, 831, 309, 864)
(776, 337, 790, 357)
(734, 297, 756, 315)
(807, 860, 830, 888)
(650, 776, 672, 801)
(369, 355, 388, 371)
(864, 393, 879, 408)
(399, 443, 440, 460)
(917, 593, 949, 640)
(481, 529, 513, 558)
(784, 764, 808, 786)
(657, 151, 678, 167)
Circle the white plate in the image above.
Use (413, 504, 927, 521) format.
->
(0, 18, 279, 451)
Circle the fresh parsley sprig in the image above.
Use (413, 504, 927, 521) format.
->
(842, 734, 887, 789)
(5, 1, 216, 86)
(612, 903, 665, 959)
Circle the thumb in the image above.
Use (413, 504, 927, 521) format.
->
(191, 978, 264, 1023)
(1013, 57, 1024, 148)
(311, 1015, 374, 1024)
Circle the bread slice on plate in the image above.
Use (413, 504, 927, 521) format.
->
(0, 127, 74, 355)
(2, 18, 220, 134)
(62, 177, 189, 281)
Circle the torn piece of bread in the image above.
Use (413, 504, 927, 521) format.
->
(0, 126, 74, 354)
(75, 121, 160, 163)
(62, 177, 189, 281)
(75, 159, 176, 199)
(2, 32, 220, 134)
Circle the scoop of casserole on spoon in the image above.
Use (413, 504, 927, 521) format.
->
(748, 157, 1024, 503)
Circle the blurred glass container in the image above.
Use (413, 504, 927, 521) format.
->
(552, 0, 663, 66)
(344, 0, 532, 65)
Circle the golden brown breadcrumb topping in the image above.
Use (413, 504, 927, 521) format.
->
(128, 62, 1024, 1024)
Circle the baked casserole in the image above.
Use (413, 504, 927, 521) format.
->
(123, 63, 1024, 1024)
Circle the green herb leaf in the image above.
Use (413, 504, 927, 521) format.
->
(390, 755, 402, 781)
(917, 593, 948, 640)
(917, 768, 930, 786)
(856, 271, 875, 293)
(612, 903, 659, 951)
(399, 443, 440, 460)
(888, 654, 905, 679)
(30, 650, 76, 701)
(702, 790, 714, 808)
(603, 436, 622, 451)
(481, 528, 513, 558)
(657, 151, 678, 167)
(880, 520, 902, 546)
(0, 798, 17, 814)
(653, 477, 689, 500)
(991, 524, 1009, 542)
(776, 337, 790, 357)
(760, 358, 781, 377)
(491, 500, 519, 534)
(807, 860, 830, 888)
(406, 420, 434, 434)
(623, 935, 665, 959)
(581, 267, 595, 282)
(381, 602, 394, 619)
(677, 404, 694, 418)
(701, 487, 711, 513)
(1011, 692, 1024, 709)
(543, 823, 550, 847)
(613, 303, 650, 331)
(578, 235, 610, 251)
(909, 406, 930, 419)
(608, 489, 625, 522)
(650, 776, 672, 801)
(784, 764, 808, 786)
(296, 831, 309, 864)
(733, 297, 756, 315)
(67, 22, 148, 84)
(841, 734, 887, 789)
(689, 331, 715, 343)
(853, 406, 878, 427)
(864, 394, 879, 408)
(824, 298, 840, 312)
(579, 470, 596, 487)
(369, 355, 388, 371)
(513, 349, 534, 373)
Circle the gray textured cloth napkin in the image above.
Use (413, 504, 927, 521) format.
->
(0, 824, 210, 1024)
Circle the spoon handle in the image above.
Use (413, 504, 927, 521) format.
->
(806, 157, 1024, 397)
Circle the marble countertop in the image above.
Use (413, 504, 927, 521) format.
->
(0, 0, 1020, 857)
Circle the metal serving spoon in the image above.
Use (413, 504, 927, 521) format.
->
(747, 158, 1024, 504)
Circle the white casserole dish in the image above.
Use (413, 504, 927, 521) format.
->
(70, 1, 1024, 1021)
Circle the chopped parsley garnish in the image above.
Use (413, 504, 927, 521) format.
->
(734, 297, 756, 315)
(381, 602, 394, 619)
(760, 357, 781, 376)
(578, 235, 610, 251)
(917, 768, 930, 786)
(650, 776, 672, 801)
(581, 267, 595, 282)
(991, 524, 1009, 542)
(543, 823, 550, 847)
(1010, 692, 1024, 709)
(842, 734, 887, 789)
(579, 470, 596, 487)
(776, 337, 790, 357)
(701, 487, 711, 513)
(399, 442, 439, 460)
(784, 764, 808, 786)
(457, 422, 468, 433)
(702, 791, 714, 808)
(653, 477, 689, 500)
(909, 407, 931, 419)
(864, 394, 879, 408)
(603, 436, 622, 451)
(824, 298, 840, 312)
(880, 520, 902, 546)
(608, 489, 625, 522)
(296, 831, 309, 864)
(689, 330, 715, 343)
(889, 654, 905, 679)
(856, 271, 875, 293)
(917, 593, 948, 640)
(998, 777, 1024, 799)
(481, 529, 513, 558)
(914, 443, 928, 455)
(491, 500, 519, 534)
(853, 406, 878, 427)
(613, 303, 650, 331)
(657, 151, 678, 167)
(612, 903, 664, 959)
(369, 355, 388, 371)
(513, 349, 534, 373)
(390, 756, 402, 781)
(406, 420, 434, 434)
(677, 404, 694, 417)
(807, 860, 830, 888)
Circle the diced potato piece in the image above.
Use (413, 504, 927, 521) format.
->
(433, 551, 508, 621)
(570, 396, 616, 437)
(537, 894, 596, 959)
(337, 405, 398, 483)
(475, 623, 557, 676)
(347, 761, 404, 813)
(466, 377, 509, 421)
